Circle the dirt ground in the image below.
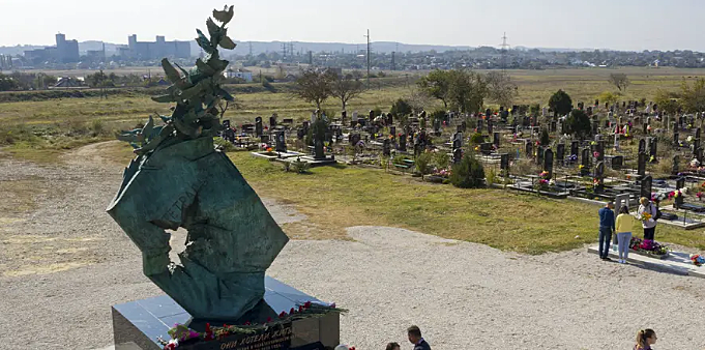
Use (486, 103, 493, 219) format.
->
(0, 142, 704, 349)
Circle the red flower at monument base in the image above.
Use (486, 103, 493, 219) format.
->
(298, 305, 304, 312)
(279, 311, 287, 319)
(290, 307, 296, 314)
(304, 301, 312, 309)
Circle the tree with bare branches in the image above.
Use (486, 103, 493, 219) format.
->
(608, 73, 630, 92)
(290, 69, 336, 109)
(330, 71, 365, 111)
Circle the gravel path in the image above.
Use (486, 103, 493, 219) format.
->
(0, 143, 704, 349)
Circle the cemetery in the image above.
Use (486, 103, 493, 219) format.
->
(4, 4, 705, 350)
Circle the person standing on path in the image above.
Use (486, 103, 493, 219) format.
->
(598, 202, 616, 260)
(616, 205, 636, 264)
(638, 197, 658, 250)
(407, 326, 431, 350)
(634, 329, 657, 350)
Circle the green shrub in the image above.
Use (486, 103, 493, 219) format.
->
(290, 158, 311, 174)
(433, 151, 450, 170)
(450, 154, 485, 188)
(390, 98, 413, 117)
(470, 132, 484, 145)
(393, 154, 410, 165)
(540, 128, 550, 146)
(415, 152, 433, 175)
(214, 137, 236, 152)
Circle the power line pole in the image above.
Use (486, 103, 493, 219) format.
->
(365, 29, 371, 85)
(248, 42, 253, 57)
(500, 32, 509, 75)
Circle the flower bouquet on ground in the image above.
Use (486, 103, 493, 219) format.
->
(691, 254, 704, 266)
(629, 237, 670, 258)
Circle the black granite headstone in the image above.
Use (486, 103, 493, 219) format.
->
(255, 117, 263, 137)
(493, 132, 500, 147)
(611, 155, 623, 170)
(500, 153, 509, 172)
(640, 175, 653, 199)
(571, 141, 579, 157)
(638, 152, 647, 177)
(383, 139, 391, 157)
(675, 177, 685, 209)
(638, 139, 646, 154)
(275, 131, 287, 152)
(672, 155, 680, 175)
(398, 134, 407, 151)
(544, 149, 554, 178)
(525, 141, 533, 158)
(556, 143, 565, 164)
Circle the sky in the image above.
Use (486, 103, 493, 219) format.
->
(1, 0, 704, 51)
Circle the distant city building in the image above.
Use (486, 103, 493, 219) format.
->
(23, 33, 79, 63)
(121, 35, 191, 60)
(225, 68, 253, 82)
(86, 43, 106, 61)
(0, 54, 12, 70)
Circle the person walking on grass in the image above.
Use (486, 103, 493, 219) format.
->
(407, 326, 431, 350)
(638, 197, 658, 250)
(616, 205, 636, 264)
(634, 329, 657, 350)
(598, 201, 616, 261)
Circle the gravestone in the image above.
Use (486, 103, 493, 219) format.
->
(639, 139, 646, 154)
(387, 113, 393, 125)
(341, 110, 347, 126)
(461, 121, 467, 132)
(488, 119, 494, 135)
(222, 120, 230, 130)
(493, 132, 500, 147)
(275, 130, 287, 152)
(350, 133, 361, 147)
(638, 152, 647, 177)
(369, 110, 375, 122)
(433, 118, 441, 136)
(382, 139, 391, 157)
(592, 120, 599, 135)
(398, 134, 407, 151)
(615, 193, 630, 217)
(649, 137, 658, 161)
(697, 127, 702, 140)
(596, 141, 605, 161)
(477, 119, 484, 133)
(537, 146, 544, 165)
(581, 148, 591, 171)
(595, 161, 605, 191)
(500, 153, 509, 172)
(571, 141, 579, 157)
(640, 175, 653, 199)
(255, 117, 263, 137)
(390, 126, 397, 138)
(694, 139, 701, 156)
(642, 123, 648, 135)
(302, 121, 310, 137)
(672, 155, 680, 175)
(611, 155, 624, 170)
(673, 131, 680, 146)
(675, 177, 685, 209)
(453, 148, 463, 164)
(557, 143, 565, 164)
(269, 115, 277, 129)
(544, 149, 554, 178)
(525, 141, 533, 158)
(296, 127, 305, 140)
(260, 134, 270, 144)
(351, 111, 358, 127)
(550, 120, 557, 133)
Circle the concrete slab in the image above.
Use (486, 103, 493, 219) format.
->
(588, 245, 705, 278)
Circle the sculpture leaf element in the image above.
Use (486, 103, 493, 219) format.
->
(219, 35, 236, 50)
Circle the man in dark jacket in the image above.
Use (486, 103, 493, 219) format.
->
(407, 325, 431, 350)
(598, 202, 616, 260)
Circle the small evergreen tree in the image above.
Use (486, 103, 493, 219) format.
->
(451, 154, 485, 188)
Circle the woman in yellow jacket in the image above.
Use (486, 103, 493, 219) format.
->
(616, 205, 636, 264)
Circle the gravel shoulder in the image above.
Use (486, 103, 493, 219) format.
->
(0, 143, 704, 349)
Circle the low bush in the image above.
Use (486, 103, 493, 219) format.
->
(450, 154, 485, 188)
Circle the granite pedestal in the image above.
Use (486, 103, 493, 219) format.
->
(112, 277, 339, 350)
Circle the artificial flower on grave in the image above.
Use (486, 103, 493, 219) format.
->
(626, 175, 632, 180)
(650, 155, 655, 163)
(539, 170, 549, 178)
(593, 151, 600, 158)
(569, 154, 578, 161)
(590, 141, 597, 146)
(539, 179, 548, 185)
(593, 178, 601, 186)
(690, 254, 705, 266)
(549, 179, 556, 186)
(578, 164, 585, 170)
(687, 136, 694, 143)
(266, 147, 273, 152)
(697, 192, 703, 200)
(692, 159, 702, 168)
(474, 146, 480, 151)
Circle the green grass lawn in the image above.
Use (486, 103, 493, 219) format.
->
(228, 152, 705, 254)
